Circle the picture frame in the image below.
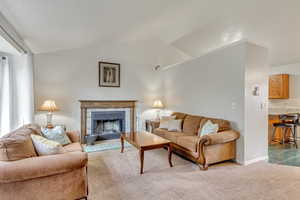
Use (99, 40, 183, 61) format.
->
(99, 61, 120, 87)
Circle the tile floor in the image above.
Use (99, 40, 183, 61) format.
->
(268, 143, 300, 166)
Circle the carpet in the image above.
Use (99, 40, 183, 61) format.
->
(87, 148, 300, 200)
(84, 140, 131, 153)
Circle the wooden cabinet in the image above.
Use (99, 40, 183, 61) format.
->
(269, 74, 289, 99)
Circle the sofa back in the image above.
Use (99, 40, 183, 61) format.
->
(171, 112, 187, 120)
(199, 117, 231, 132)
(171, 112, 231, 134)
(0, 127, 37, 161)
(182, 115, 203, 134)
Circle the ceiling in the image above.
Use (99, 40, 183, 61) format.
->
(0, 0, 300, 66)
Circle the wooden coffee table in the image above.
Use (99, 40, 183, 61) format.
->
(120, 132, 173, 174)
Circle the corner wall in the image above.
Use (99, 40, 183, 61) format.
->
(244, 43, 269, 163)
(163, 41, 269, 164)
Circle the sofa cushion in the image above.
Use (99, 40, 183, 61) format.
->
(167, 119, 182, 132)
(64, 143, 83, 152)
(0, 128, 37, 161)
(42, 126, 71, 146)
(159, 116, 175, 129)
(198, 120, 219, 136)
(177, 136, 201, 152)
(163, 132, 194, 143)
(183, 115, 203, 134)
(199, 118, 231, 132)
(31, 134, 64, 156)
(171, 112, 187, 120)
(153, 128, 168, 138)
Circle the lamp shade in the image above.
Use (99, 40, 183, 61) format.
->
(39, 100, 59, 112)
(152, 100, 164, 108)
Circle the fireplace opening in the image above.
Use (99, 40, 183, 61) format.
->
(85, 110, 126, 144)
(94, 119, 123, 140)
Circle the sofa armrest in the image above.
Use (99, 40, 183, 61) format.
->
(67, 131, 81, 143)
(151, 121, 160, 129)
(0, 152, 87, 183)
(200, 130, 240, 146)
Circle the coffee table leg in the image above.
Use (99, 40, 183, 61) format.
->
(120, 136, 124, 153)
(168, 144, 173, 167)
(140, 149, 144, 174)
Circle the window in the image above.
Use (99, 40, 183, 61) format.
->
(0, 55, 11, 135)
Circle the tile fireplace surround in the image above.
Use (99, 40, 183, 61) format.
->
(79, 100, 137, 144)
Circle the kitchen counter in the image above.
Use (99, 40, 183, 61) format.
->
(269, 108, 300, 115)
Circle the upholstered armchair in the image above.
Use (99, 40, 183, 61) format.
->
(0, 125, 88, 200)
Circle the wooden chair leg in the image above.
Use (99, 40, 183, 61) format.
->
(271, 127, 277, 142)
(293, 126, 298, 148)
(282, 127, 287, 144)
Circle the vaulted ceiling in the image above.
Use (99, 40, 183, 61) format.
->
(0, 0, 300, 66)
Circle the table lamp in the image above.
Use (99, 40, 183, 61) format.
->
(152, 100, 164, 121)
(39, 100, 59, 128)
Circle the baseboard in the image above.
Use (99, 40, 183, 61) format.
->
(238, 156, 269, 166)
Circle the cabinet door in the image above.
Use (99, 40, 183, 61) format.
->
(269, 74, 289, 99)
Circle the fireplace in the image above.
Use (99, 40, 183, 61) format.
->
(91, 111, 125, 140)
(79, 100, 137, 144)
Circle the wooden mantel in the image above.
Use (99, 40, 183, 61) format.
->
(79, 100, 137, 143)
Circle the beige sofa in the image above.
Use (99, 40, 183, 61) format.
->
(153, 112, 240, 170)
(0, 124, 88, 200)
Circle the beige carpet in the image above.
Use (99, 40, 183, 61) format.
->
(87, 148, 300, 200)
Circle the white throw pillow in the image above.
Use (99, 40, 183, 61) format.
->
(42, 126, 71, 146)
(31, 134, 64, 156)
(159, 116, 175, 129)
(168, 119, 182, 132)
(198, 120, 219, 136)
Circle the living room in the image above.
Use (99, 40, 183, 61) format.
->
(0, 1, 299, 200)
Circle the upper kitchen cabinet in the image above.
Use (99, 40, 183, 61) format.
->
(269, 74, 289, 99)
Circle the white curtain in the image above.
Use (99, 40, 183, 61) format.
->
(0, 56, 12, 134)
(0, 53, 34, 136)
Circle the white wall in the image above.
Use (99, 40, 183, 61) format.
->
(244, 43, 269, 163)
(34, 39, 187, 131)
(163, 41, 269, 164)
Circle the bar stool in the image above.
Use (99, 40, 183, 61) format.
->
(272, 114, 298, 148)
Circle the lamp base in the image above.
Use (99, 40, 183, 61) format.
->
(155, 109, 161, 121)
(46, 124, 54, 129)
(46, 112, 54, 129)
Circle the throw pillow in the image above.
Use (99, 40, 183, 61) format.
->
(42, 126, 71, 146)
(159, 116, 175, 129)
(198, 120, 219, 136)
(31, 134, 64, 156)
(0, 128, 37, 161)
(168, 119, 182, 132)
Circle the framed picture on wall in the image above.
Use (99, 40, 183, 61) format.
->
(99, 61, 120, 87)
